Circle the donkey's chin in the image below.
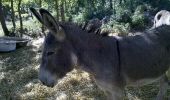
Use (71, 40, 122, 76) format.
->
(40, 76, 58, 88)
(45, 77, 58, 87)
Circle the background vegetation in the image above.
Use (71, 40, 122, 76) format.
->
(1, 0, 170, 37)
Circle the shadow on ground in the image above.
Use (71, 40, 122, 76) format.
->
(0, 45, 39, 99)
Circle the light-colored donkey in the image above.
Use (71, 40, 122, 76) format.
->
(153, 10, 170, 100)
(154, 10, 170, 28)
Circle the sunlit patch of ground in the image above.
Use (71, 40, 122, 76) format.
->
(0, 25, 4, 37)
(0, 38, 170, 100)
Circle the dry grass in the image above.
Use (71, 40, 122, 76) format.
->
(0, 38, 170, 100)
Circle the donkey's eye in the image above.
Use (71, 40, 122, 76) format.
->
(47, 52, 55, 56)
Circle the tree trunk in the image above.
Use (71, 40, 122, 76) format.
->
(101, 0, 106, 7)
(119, 0, 122, 4)
(64, 0, 67, 14)
(55, 0, 59, 21)
(18, 0, 23, 37)
(130, 0, 134, 12)
(60, 1, 65, 22)
(109, 0, 113, 10)
(39, 0, 42, 7)
(113, 0, 116, 15)
(11, 0, 16, 32)
(38, 0, 45, 36)
(0, 0, 10, 36)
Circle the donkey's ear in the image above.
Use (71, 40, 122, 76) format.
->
(30, 7, 43, 24)
(39, 8, 65, 41)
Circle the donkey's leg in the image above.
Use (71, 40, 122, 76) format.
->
(156, 75, 169, 100)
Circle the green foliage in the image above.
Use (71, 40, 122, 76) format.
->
(72, 12, 85, 23)
(115, 8, 132, 23)
(1, 0, 170, 37)
(101, 19, 131, 36)
(68, 0, 113, 21)
(112, 23, 131, 36)
(131, 5, 147, 30)
(132, 13, 145, 30)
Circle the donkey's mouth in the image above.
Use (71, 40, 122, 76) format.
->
(39, 76, 58, 88)
(39, 68, 58, 87)
(39, 76, 58, 87)
(41, 80, 56, 87)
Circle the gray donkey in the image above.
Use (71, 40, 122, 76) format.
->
(30, 8, 170, 100)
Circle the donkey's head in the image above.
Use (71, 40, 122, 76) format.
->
(154, 10, 170, 28)
(30, 8, 76, 87)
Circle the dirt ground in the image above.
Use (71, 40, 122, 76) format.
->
(0, 38, 170, 100)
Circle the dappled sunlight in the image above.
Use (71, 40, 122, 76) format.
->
(0, 38, 106, 100)
(0, 72, 6, 80)
(0, 39, 40, 99)
(55, 92, 67, 100)
(0, 26, 4, 37)
(1, 0, 170, 99)
(30, 37, 44, 50)
(20, 83, 55, 99)
(126, 92, 141, 100)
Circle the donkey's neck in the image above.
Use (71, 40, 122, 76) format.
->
(61, 23, 120, 76)
(62, 23, 103, 67)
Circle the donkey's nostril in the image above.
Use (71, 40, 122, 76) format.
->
(39, 77, 55, 87)
(46, 82, 55, 87)
(39, 67, 56, 87)
(40, 80, 55, 87)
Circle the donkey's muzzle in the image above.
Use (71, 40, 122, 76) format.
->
(39, 67, 57, 87)
(41, 80, 55, 87)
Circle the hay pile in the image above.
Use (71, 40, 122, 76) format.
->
(0, 38, 105, 100)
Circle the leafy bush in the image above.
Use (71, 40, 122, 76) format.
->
(131, 13, 145, 30)
(112, 22, 131, 36)
(131, 5, 147, 30)
(93, 8, 113, 19)
(77, 8, 112, 21)
(101, 19, 131, 36)
(115, 8, 132, 23)
(72, 12, 86, 24)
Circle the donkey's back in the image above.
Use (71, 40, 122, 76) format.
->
(119, 26, 170, 86)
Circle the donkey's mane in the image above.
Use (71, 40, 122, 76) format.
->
(59, 22, 81, 31)
(59, 21, 109, 36)
(60, 21, 170, 37)
(59, 22, 101, 38)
